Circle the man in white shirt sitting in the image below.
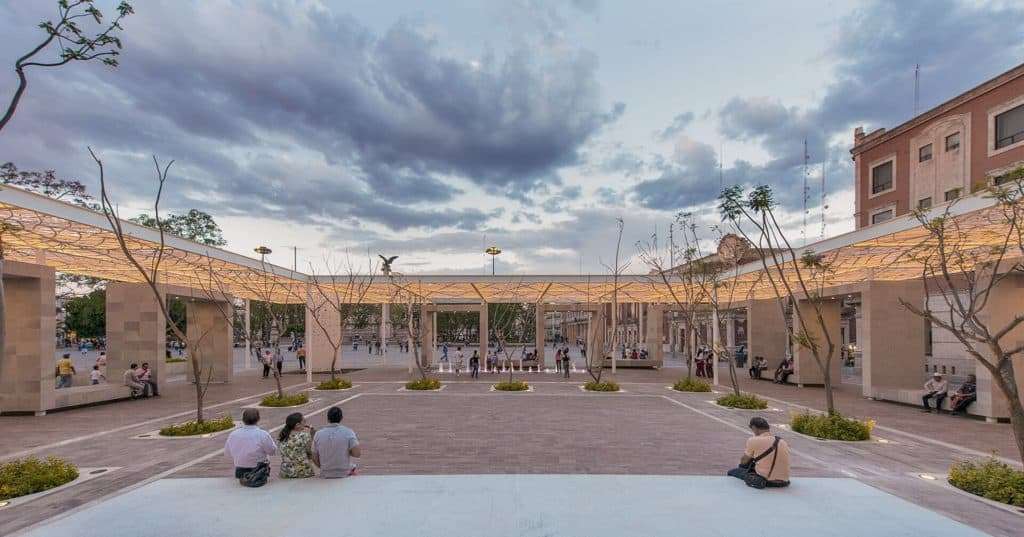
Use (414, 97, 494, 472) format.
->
(224, 409, 276, 483)
(922, 373, 948, 413)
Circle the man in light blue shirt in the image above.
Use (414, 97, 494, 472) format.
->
(313, 406, 361, 478)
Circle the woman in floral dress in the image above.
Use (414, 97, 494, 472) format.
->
(278, 412, 315, 478)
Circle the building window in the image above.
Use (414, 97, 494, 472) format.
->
(995, 103, 1024, 149)
(918, 197, 932, 210)
(871, 209, 893, 224)
(944, 188, 961, 202)
(871, 161, 893, 194)
(918, 144, 932, 162)
(945, 132, 960, 151)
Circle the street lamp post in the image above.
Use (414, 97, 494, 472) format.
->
(485, 246, 502, 275)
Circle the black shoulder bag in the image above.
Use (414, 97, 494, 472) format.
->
(744, 437, 780, 489)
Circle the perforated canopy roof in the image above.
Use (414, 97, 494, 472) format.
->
(0, 184, 1009, 304)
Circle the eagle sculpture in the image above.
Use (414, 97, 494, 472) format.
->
(379, 254, 398, 276)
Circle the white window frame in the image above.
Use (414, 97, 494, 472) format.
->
(869, 204, 896, 225)
(867, 154, 896, 199)
(988, 94, 1024, 157)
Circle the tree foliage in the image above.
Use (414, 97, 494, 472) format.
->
(1, 162, 99, 210)
(131, 209, 227, 246)
(63, 288, 105, 339)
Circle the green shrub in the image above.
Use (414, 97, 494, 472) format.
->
(260, 392, 310, 407)
(165, 357, 187, 363)
(159, 415, 235, 437)
(405, 378, 442, 390)
(0, 457, 79, 500)
(948, 458, 1024, 507)
(673, 377, 712, 392)
(584, 380, 620, 392)
(716, 392, 768, 409)
(790, 412, 872, 441)
(493, 380, 529, 391)
(316, 378, 353, 390)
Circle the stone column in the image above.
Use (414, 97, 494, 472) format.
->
(106, 281, 166, 392)
(535, 303, 546, 368)
(479, 302, 488, 358)
(305, 295, 341, 373)
(974, 270, 1024, 420)
(186, 298, 234, 383)
(244, 299, 252, 369)
(793, 298, 843, 386)
(0, 261, 56, 414)
(747, 298, 789, 365)
(645, 303, 664, 364)
(380, 303, 390, 354)
(860, 280, 925, 400)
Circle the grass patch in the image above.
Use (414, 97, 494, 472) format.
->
(165, 357, 187, 363)
(584, 380, 620, 392)
(260, 392, 310, 407)
(405, 377, 442, 390)
(673, 377, 712, 392)
(159, 415, 235, 437)
(0, 457, 79, 500)
(316, 378, 353, 390)
(716, 392, 768, 409)
(493, 380, 529, 391)
(790, 412, 873, 441)
(948, 458, 1024, 507)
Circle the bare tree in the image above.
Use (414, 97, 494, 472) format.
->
(305, 254, 377, 381)
(1, 1, 134, 133)
(489, 297, 537, 384)
(589, 217, 629, 381)
(93, 149, 218, 422)
(720, 185, 841, 414)
(385, 271, 433, 382)
(898, 171, 1024, 463)
(637, 213, 745, 394)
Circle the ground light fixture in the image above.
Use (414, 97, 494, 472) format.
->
(918, 473, 937, 480)
(485, 246, 502, 275)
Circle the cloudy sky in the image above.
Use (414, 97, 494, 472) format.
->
(1, 0, 1022, 274)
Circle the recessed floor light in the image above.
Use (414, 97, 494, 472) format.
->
(918, 473, 937, 480)
(876, 438, 890, 444)
(0, 501, 9, 508)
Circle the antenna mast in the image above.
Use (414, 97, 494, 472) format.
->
(802, 138, 810, 246)
(914, 64, 920, 116)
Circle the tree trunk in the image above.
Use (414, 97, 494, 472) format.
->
(995, 359, 1024, 464)
(821, 358, 836, 415)
(188, 344, 205, 423)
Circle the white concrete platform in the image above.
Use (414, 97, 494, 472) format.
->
(18, 475, 984, 537)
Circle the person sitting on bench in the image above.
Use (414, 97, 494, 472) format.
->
(749, 356, 768, 379)
(727, 417, 790, 488)
(921, 372, 948, 413)
(773, 358, 794, 384)
(949, 374, 977, 416)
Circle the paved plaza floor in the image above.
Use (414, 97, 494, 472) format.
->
(2, 365, 1022, 536)
(16, 475, 985, 537)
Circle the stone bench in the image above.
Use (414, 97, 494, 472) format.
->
(872, 387, 977, 415)
(602, 358, 662, 369)
(48, 383, 137, 413)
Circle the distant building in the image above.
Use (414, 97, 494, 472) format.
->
(851, 62, 1024, 228)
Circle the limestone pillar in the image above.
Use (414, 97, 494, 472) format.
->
(974, 271, 1024, 420)
(305, 295, 341, 373)
(186, 298, 234, 383)
(244, 299, 252, 369)
(645, 303, 664, 363)
(747, 298, 789, 365)
(793, 298, 843, 386)
(380, 303, 389, 354)
(535, 303, 546, 368)
(479, 302, 488, 357)
(106, 281, 166, 391)
(860, 280, 925, 399)
(0, 261, 56, 414)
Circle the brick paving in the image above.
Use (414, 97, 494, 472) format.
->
(1, 367, 1021, 536)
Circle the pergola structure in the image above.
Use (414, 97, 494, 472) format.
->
(1, 183, 1020, 418)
